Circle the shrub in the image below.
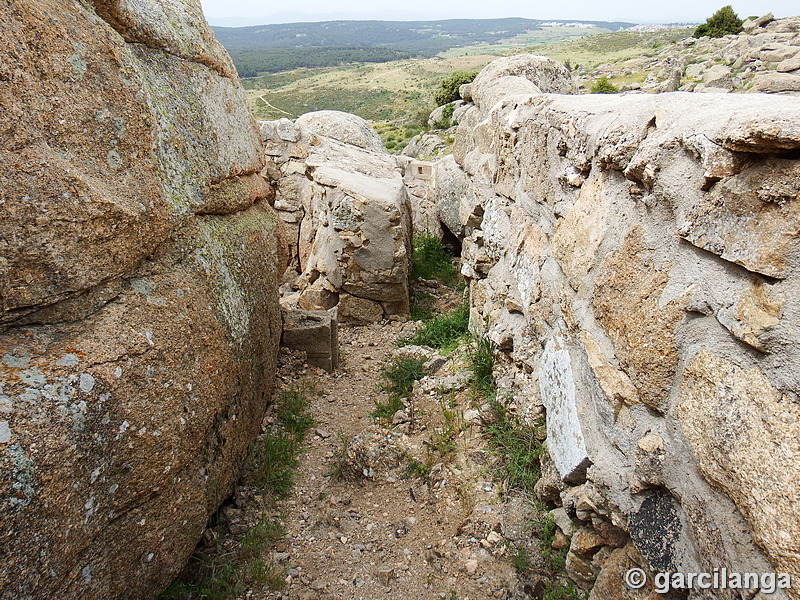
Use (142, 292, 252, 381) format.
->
(432, 102, 456, 129)
(434, 69, 478, 106)
(693, 5, 743, 38)
(590, 76, 620, 94)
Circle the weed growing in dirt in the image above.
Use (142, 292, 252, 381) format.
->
(247, 381, 317, 497)
(508, 542, 532, 573)
(409, 287, 436, 321)
(329, 429, 352, 480)
(483, 398, 543, 495)
(406, 456, 432, 478)
(539, 513, 568, 572)
(240, 516, 285, 559)
(158, 516, 288, 600)
(427, 392, 462, 461)
(467, 336, 495, 396)
(373, 357, 426, 422)
(543, 580, 588, 600)
(400, 301, 469, 351)
(276, 382, 316, 437)
(160, 383, 317, 599)
(411, 232, 460, 286)
(382, 357, 426, 398)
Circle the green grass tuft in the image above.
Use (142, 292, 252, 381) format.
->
(543, 580, 588, 600)
(483, 398, 542, 494)
(372, 357, 427, 422)
(509, 543, 532, 573)
(400, 302, 469, 351)
(468, 336, 495, 395)
(247, 382, 316, 498)
(411, 232, 460, 287)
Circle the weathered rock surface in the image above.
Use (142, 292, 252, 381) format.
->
(262, 113, 411, 321)
(452, 53, 800, 598)
(679, 351, 800, 584)
(0, 1, 285, 598)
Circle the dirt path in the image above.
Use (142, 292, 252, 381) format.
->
(245, 321, 540, 600)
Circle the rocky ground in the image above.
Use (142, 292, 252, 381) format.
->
(205, 286, 569, 600)
(586, 14, 800, 94)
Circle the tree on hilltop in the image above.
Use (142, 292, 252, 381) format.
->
(693, 5, 743, 38)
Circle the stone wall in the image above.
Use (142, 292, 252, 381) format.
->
(262, 112, 412, 322)
(0, 1, 286, 598)
(450, 56, 800, 598)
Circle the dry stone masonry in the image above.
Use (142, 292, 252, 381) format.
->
(0, 1, 285, 598)
(441, 53, 800, 598)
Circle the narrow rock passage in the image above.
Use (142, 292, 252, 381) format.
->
(248, 321, 536, 600)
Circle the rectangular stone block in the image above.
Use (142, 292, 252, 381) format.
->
(282, 308, 339, 372)
(539, 338, 591, 483)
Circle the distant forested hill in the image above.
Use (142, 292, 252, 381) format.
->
(212, 18, 634, 75)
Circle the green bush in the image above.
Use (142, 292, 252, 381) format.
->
(590, 76, 620, 94)
(432, 102, 456, 129)
(693, 5, 743, 38)
(434, 70, 478, 106)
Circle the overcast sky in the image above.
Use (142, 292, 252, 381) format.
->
(199, 0, 796, 25)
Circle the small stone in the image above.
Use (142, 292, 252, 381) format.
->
(552, 530, 569, 550)
(637, 434, 665, 454)
(315, 428, 331, 439)
(309, 579, 326, 590)
(463, 409, 480, 423)
(0, 421, 11, 444)
(228, 522, 248, 535)
(550, 507, 576, 537)
(464, 559, 479, 575)
(376, 565, 394, 586)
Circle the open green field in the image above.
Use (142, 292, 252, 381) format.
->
(532, 27, 694, 69)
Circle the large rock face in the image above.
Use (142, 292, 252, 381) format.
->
(0, 1, 286, 598)
(452, 55, 800, 598)
(262, 112, 411, 321)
